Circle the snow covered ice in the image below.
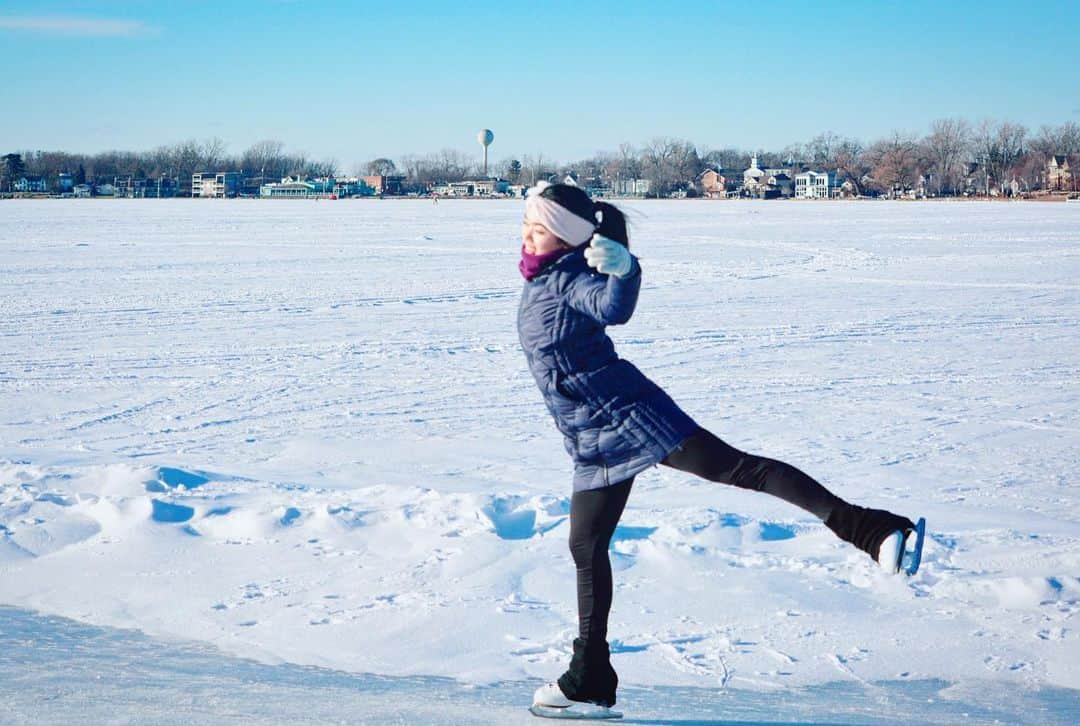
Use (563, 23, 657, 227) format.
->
(1, 199, 1078, 722)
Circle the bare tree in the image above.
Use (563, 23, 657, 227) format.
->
(865, 132, 922, 198)
(806, 132, 843, 169)
(922, 118, 970, 195)
(200, 137, 228, 169)
(564, 152, 612, 186)
(615, 143, 640, 177)
(148, 138, 233, 193)
(394, 153, 424, 184)
(779, 142, 806, 167)
(241, 140, 287, 180)
(972, 119, 1027, 195)
(364, 158, 397, 176)
(520, 153, 554, 186)
(303, 157, 338, 177)
(641, 137, 700, 197)
(1031, 122, 1080, 156)
(603, 143, 641, 191)
(831, 139, 871, 195)
(704, 147, 748, 171)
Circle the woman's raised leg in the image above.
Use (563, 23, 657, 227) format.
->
(661, 428, 914, 561)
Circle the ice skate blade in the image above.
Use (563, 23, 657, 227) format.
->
(902, 517, 926, 576)
(530, 703, 623, 720)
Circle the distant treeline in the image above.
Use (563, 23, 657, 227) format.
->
(3, 118, 1079, 197)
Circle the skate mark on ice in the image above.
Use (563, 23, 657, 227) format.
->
(825, 649, 874, 687)
(330, 286, 516, 309)
(65, 397, 173, 432)
(765, 647, 797, 665)
(655, 639, 717, 677)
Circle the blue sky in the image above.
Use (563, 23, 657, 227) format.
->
(2, 0, 1078, 169)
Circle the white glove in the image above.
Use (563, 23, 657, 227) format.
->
(584, 235, 633, 278)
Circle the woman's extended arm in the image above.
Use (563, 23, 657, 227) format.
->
(565, 258, 642, 325)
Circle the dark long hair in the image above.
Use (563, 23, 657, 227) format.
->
(539, 184, 629, 248)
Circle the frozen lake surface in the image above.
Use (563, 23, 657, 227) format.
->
(3, 605, 1076, 725)
(1, 199, 1078, 721)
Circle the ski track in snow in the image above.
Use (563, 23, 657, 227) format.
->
(1, 199, 1079, 707)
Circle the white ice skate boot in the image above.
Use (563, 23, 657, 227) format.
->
(877, 530, 904, 573)
(876, 518, 926, 576)
(530, 681, 622, 720)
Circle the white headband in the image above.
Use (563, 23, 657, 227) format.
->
(525, 181, 597, 247)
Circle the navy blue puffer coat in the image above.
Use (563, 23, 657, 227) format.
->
(518, 247, 699, 491)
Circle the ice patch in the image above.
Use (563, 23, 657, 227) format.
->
(612, 525, 657, 542)
(480, 494, 567, 540)
(146, 467, 211, 493)
(481, 496, 536, 540)
(758, 522, 797, 542)
(150, 499, 195, 523)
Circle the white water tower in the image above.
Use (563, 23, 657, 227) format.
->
(477, 129, 494, 177)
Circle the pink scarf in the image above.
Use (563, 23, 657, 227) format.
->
(519, 245, 572, 280)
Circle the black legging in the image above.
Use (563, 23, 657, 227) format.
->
(569, 476, 634, 644)
(662, 427, 844, 521)
(568, 426, 914, 647)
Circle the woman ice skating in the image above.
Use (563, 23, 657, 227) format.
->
(517, 182, 925, 720)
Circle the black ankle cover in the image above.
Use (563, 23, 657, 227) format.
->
(826, 504, 915, 560)
(558, 637, 618, 707)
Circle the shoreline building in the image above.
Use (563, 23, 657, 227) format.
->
(114, 176, 179, 198)
(14, 176, 48, 193)
(361, 174, 406, 196)
(192, 172, 242, 198)
(794, 170, 839, 199)
(697, 168, 733, 199)
(259, 176, 374, 198)
(610, 178, 652, 197)
(432, 178, 510, 197)
(259, 176, 317, 198)
(743, 156, 794, 198)
(1046, 155, 1075, 191)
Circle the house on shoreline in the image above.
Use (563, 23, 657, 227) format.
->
(191, 172, 242, 198)
(115, 176, 179, 198)
(1046, 155, 1075, 192)
(258, 176, 375, 198)
(362, 175, 406, 196)
(742, 156, 795, 198)
(794, 170, 839, 199)
(430, 178, 510, 197)
(14, 176, 48, 193)
(697, 168, 734, 199)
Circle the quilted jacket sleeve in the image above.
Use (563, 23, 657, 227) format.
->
(564, 257, 642, 325)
